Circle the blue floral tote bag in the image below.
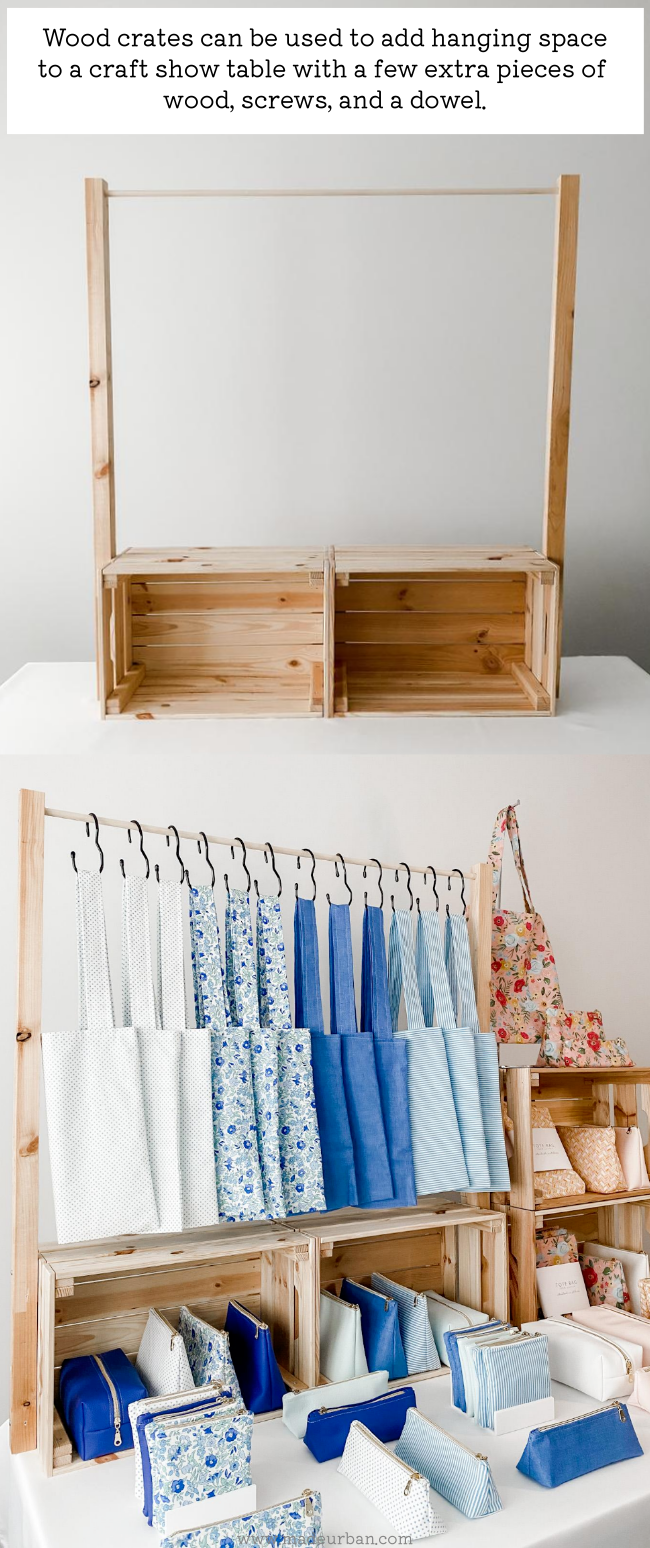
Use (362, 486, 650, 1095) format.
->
(225, 888, 285, 1218)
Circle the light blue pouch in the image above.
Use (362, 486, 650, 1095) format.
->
(370, 1272, 439, 1375)
(475, 1335, 551, 1429)
(395, 1408, 502, 1518)
(143, 1404, 253, 1529)
(159, 1489, 322, 1548)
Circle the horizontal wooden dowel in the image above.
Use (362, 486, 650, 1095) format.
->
(43, 807, 476, 882)
(107, 186, 557, 200)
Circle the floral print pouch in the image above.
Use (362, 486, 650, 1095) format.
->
(539, 1010, 634, 1069)
(145, 1406, 253, 1530)
(488, 806, 564, 1044)
(536, 1227, 579, 1269)
(580, 1254, 631, 1310)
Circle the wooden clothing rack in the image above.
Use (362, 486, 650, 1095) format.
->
(86, 177, 579, 720)
(11, 788, 498, 1465)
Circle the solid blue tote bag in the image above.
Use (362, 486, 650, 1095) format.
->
(329, 902, 393, 1208)
(294, 895, 357, 1210)
(445, 912, 510, 1191)
(361, 904, 416, 1208)
(416, 907, 491, 1192)
(389, 909, 469, 1194)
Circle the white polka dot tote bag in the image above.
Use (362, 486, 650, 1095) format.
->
(338, 1420, 444, 1539)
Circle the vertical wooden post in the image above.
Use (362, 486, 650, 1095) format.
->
(508, 1205, 538, 1327)
(542, 174, 580, 693)
(322, 546, 335, 719)
(468, 861, 493, 1033)
(85, 178, 116, 716)
(11, 789, 45, 1454)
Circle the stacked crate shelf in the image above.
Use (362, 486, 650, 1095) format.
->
(501, 1064, 650, 1326)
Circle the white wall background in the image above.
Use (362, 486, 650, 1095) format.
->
(3, 126, 649, 684)
(1, 751, 649, 1426)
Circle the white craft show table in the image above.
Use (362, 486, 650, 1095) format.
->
(1, 659, 649, 752)
(4, 1375, 650, 1548)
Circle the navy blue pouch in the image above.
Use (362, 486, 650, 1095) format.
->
(443, 1320, 505, 1412)
(517, 1400, 643, 1487)
(304, 1385, 416, 1463)
(59, 1349, 147, 1460)
(224, 1300, 287, 1413)
(340, 1278, 408, 1380)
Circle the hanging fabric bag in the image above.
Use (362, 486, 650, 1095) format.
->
(188, 881, 266, 1223)
(42, 867, 159, 1243)
(360, 903, 416, 1208)
(329, 900, 394, 1208)
(256, 892, 326, 1215)
(415, 906, 490, 1191)
(388, 909, 469, 1194)
(157, 876, 219, 1229)
(445, 911, 511, 1191)
(225, 886, 285, 1218)
(294, 895, 357, 1210)
(123, 871, 183, 1232)
(489, 805, 564, 1044)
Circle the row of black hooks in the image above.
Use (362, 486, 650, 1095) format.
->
(70, 817, 466, 916)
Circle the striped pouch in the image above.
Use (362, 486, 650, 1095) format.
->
(395, 1408, 502, 1518)
(474, 1334, 551, 1429)
(370, 1273, 440, 1375)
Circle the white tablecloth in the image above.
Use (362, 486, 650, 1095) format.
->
(4, 1376, 650, 1548)
(1, 659, 649, 753)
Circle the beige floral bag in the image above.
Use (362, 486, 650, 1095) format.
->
(489, 806, 564, 1045)
(558, 1126, 627, 1193)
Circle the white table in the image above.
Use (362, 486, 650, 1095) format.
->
(4, 1376, 650, 1548)
(1, 659, 649, 753)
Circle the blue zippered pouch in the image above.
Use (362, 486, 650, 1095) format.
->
(59, 1349, 147, 1461)
(340, 1279, 407, 1380)
(443, 1321, 505, 1412)
(136, 1396, 237, 1522)
(304, 1386, 415, 1462)
(517, 1401, 643, 1488)
(225, 1300, 287, 1414)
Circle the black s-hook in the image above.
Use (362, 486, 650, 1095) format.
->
(119, 819, 150, 880)
(391, 861, 413, 913)
(225, 836, 251, 896)
(327, 853, 352, 907)
(155, 824, 184, 884)
(71, 812, 104, 874)
(446, 868, 467, 918)
(254, 842, 282, 899)
(295, 848, 317, 902)
(363, 858, 383, 909)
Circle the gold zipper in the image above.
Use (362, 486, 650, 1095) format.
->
(426, 1293, 474, 1328)
(548, 1319, 633, 1381)
(406, 1408, 488, 1462)
(164, 1488, 316, 1543)
(538, 1400, 627, 1432)
(231, 1299, 267, 1339)
(353, 1421, 422, 1495)
(343, 1279, 392, 1312)
(93, 1355, 122, 1448)
(152, 1307, 185, 1354)
(317, 1390, 410, 1416)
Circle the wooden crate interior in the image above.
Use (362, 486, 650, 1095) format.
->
(334, 549, 558, 716)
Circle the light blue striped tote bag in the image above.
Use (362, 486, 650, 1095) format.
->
(416, 908, 490, 1191)
(395, 1408, 502, 1518)
(388, 909, 469, 1193)
(475, 1335, 551, 1429)
(445, 913, 511, 1191)
(370, 1272, 439, 1375)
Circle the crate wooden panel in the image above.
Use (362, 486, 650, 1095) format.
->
(289, 1204, 508, 1387)
(501, 1065, 650, 1326)
(37, 1223, 308, 1478)
(87, 176, 579, 718)
(334, 549, 559, 717)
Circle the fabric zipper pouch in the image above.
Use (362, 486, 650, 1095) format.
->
(136, 1308, 194, 1397)
(158, 1489, 322, 1548)
(283, 1371, 390, 1440)
(458, 1328, 525, 1420)
(370, 1273, 440, 1374)
(224, 1300, 286, 1414)
(178, 1307, 241, 1401)
(395, 1408, 502, 1519)
(320, 1289, 369, 1383)
(340, 1278, 407, 1380)
(139, 1402, 253, 1529)
(474, 1334, 551, 1429)
(522, 1317, 641, 1401)
(582, 1242, 650, 1316)
(424, 1291, 488, 1366)
(517, 1400, 643, 1487)
(443, 1321, 506, 1411)
(338, 1420, 443, 1540)
(59, 1349, 147, 1461)
(304, 1386, 416, 1463)
(129, 1386, 238, 1507)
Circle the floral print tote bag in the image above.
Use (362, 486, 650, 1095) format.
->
(489, 805, 564, 1044)
(225, 888, 285, 1218)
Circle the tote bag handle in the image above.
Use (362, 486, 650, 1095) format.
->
(329, 903, 358, 1036)
(361, 904, 392, 1039)
(294, 894, 357, 1209)
(388, 909, 426, 1032)
(225, 888, 259, 1028)
(256, 894, 292, 1031)
(188, 882, 230, 1033)
(489, 805, 535, 913)
(444, 912, 480, 1034)
(415, 908, 456, 1031)
(76, 868, 115, 1030)
(294, 895, 325, 1034)
(122, 872, 159, 1029)
(157, 878, 187, 1030)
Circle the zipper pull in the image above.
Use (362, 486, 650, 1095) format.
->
(114, 1419, 122, 1447)
(302, 1490, 314, 1517)
(476, 1453, 488, 1461)
(404, 1472, 420, 1495)
(615, 1402, 627, 1422)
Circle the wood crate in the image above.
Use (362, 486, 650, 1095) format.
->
(86, 176, 579, 719)
(500, 1065, 650, 1325)
(37, 1222, 309, 1477)
(283, 1204, 508, 1386)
